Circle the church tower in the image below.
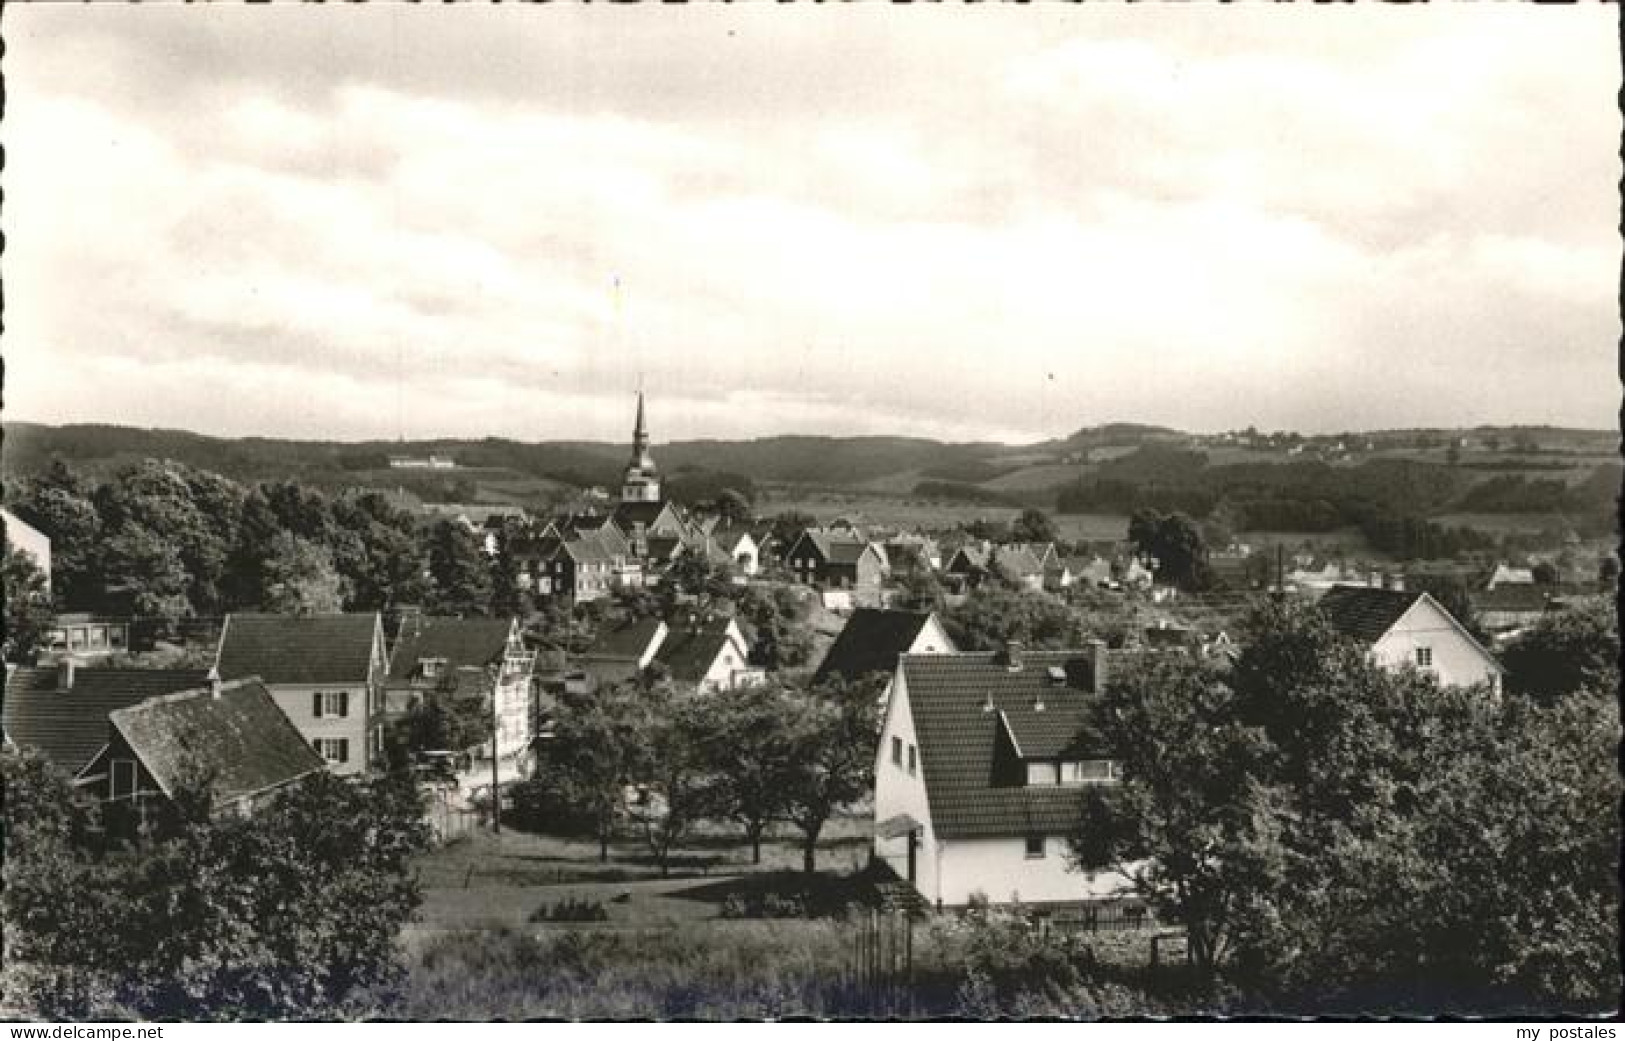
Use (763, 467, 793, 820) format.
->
(621, 392, 661, 503)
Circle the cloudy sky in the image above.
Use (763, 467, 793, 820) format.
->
(6, 6, 1618, 445)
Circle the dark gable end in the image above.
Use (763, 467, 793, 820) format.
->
(814, 608, 934, 686)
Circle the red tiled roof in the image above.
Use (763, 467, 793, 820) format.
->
(902, 650, 1116, 840)
(216, 613, 381, 686)
(109, 679, 325, 801)
(3, 667, 209, 774)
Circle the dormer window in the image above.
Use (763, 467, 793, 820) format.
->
(1025, 761, 1060, 786)
(419, 657, 447, 680)
(1064, 759, 1121, 785)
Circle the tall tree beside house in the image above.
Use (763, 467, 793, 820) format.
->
(425, 519, 493, 618)
(390, 690, 495, 761)
(486, 517, 528, 618)
(1127, 508, 1211, 590)
(711, 489, 754, 526)
(631, 691, 714, 879)
(329, 489, 431, 612)
(93, 460, 242, 620)
(12, 459, 102, 611)
(781, 677, 881, 874)
(527, 682, 654, 862)
(1009, 507, 1059, 545)
(4, 543, 55, 665)
(98, 524, 194, 625)
(1498, 597, 1619, 704)
(1069, 652, 1280, 979)
(259, 532, 347, 616)
(692, 684, 804, 864)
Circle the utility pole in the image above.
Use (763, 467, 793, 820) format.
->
(489, 661, 502, 835)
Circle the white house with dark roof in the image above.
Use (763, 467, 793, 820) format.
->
(1317, 584, 1503, 694)
(874, 642, 1138, 908)
(214, 613, 389, 776)
(813, 608, 953, 707)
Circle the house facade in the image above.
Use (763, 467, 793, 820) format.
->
(873, 644, 1138, 908)
(79, 676, 325, 825)
(386, 616, 536, 764)
(1318, 584, 1504, 694)
(214, 613, 389, 776)
(654, 617, 764, 693)
(786, 531, 887, 589)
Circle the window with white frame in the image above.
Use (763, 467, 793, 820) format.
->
(313, 738, 350, 764)
(1025, 761, 1060, 786)
(1416, 647, 1433, 668)
(313, 691, 349, 719)
(1064, 759, 1121, 785)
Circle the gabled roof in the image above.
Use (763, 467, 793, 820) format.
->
(1478, 584, 1552, 614)
(1316, 585, 1422, 644)
(584, 618, 666, 661)
(611, 500, 679, 533)
(645, 535, 687, 562)
(216, 613, 381, 686)
(388, 617, 518, 681)
(814, 609, 945, 686)
(711, 526, 756, 555)
(825, 539, 878, 566)
(994, 545, 1046, 577)
(900, 650, 1118, 840)
(107, 679, 325, 801)
(654, 621, 740, 684)
(3, 667, 210, 773)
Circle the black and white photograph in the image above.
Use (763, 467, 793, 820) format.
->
(1, 4, 1618, 1024)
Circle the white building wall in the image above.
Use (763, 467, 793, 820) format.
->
(2, 508, 52, 592)
(872, 667, 941, 903)
(1372, 597, 1502, 694)
(937, 837, 1134, 907)
(266, 682, 373, 777)
(908, 616, 955, 657)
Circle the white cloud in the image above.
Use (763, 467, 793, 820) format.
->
(3, 5, 1616, 444)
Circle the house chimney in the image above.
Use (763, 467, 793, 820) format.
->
(207, 666, 223, 700)
(1088, 639, 1108, 693)
(982, 691, 996, 714)
(1032, 690, 1045, 712)
(1387, 573, 1405, 592)
(1001, 640, 1024, 672)
(57, 657, 76, 691)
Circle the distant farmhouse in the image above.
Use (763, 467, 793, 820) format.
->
(389, 453, 459, 470)
(1318, 584, 1503, 694)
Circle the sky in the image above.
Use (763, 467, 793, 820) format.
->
(4, 6, 1619, 446)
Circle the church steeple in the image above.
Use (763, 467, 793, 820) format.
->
(621, 392, 661, 503)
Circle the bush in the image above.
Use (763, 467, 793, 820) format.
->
(528, 897, 610, 923)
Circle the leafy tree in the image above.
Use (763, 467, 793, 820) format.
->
(536, 682, 653, 861)
(769, 511, 818, 551)
(1069, 653, 1278, 977)
(1499, 598, 1619, 703)
(98, 525, 193, 624)
(329, 490, 431, 611)
(692, 685, 802, 864)
(943, 586, 1082, 652)
(426, 519, 492, 617)
(1127, 509, 1210, 589)
(733, 584, 818, 670)
(260, 532, 347, 615)
(4, 543, 55, 664)
(631, 691, 712, 878)
(392, 690, 494, 758)
(711, 489, 754, 526)
(12, 459, 102, 611)
(1009, 507, 1058, 545)
(487, 518, 528, 618)
(2, 757, 429, 1020)
(781, 678, 880, 873)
